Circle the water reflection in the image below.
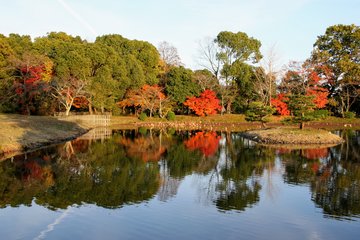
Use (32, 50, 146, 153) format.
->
(212, 133, 275, 212)
(279, 130, 360, 219)
(0, 129, 360, 220)
(0, 135, 160, 210)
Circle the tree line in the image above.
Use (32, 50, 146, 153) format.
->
(0, 24, 359, 118)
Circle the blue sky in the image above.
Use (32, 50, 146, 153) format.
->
(1, 0, 359, 69)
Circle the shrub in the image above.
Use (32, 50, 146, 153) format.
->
(245, 102, 274, 128)
(166, 111, 176, 121)
(138, 112, 147, 121)
(312, 109, 330, 120)
(344, 111, 356, 119)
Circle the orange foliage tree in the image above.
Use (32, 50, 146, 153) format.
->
(184, 131, 221, 157)
(118, 85, 171, 117)
(119, 137, 167, 162)
(72, 96, 89, 109)
(183, 89, 221, 116)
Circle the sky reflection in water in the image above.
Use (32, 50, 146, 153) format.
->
(0, 129, 359, 240)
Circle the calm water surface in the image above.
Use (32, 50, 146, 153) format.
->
(0, 129, 359, 240)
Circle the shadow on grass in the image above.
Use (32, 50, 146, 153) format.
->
(0, 114, 87, 161)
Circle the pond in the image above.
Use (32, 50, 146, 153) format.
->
(0, 129, 359, 240)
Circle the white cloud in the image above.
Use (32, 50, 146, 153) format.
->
(55, 0, 98, 37)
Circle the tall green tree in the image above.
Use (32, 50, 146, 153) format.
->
(35, 32, 91, 115)
(5, 34, 33, 56)
(216, 31, 262, 113)
(0, 35, 15, 112)
(85, 42, 123, 113)
(231, 62, 259, 112)
(96, 34, 160, 87)
(165, 66, 200, 112)
(311, 24, 360, 116)
(198, 32, 262, 113)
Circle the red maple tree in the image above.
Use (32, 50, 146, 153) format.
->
(14, 64, 52, 114)
(271, 93, 290, 116)
(184, 89, 221, 116)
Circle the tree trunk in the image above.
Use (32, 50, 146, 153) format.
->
(88, 102, 93, 115)
(340, 96, 345, 118)
(25, 104, 31, 116)
(221, 96, 225, 115)
(269, 76, 272, 107)
(346, 88, 350, 112)
(300, 122, 304, 130)
(226, 101, 231, 114)
(159, 100, 163, 118)
(65, 106, 71, 116)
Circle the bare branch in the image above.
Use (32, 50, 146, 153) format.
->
(158, 41, 183, 67)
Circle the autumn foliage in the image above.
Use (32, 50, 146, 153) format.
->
(72, 96, 89, 109)
(184, 131, 221, 157)
(118, 84, 170, 117)
(271, 93, 290, 116)
(119, 137, 166, 162)
(273, 63, 330, 116)
(184, 90, 221, 116)
(14, 62, 53, 115)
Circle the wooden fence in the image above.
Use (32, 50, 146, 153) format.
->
(78, 127, 112, 140)
(56, 113, 111, 127)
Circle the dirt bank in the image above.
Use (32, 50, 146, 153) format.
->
(0, 114, 88, 160)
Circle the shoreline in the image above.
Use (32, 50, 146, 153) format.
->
(0, 129, 88, 161)
(1, 114, 358, 160)
(0, 114, 89, 161)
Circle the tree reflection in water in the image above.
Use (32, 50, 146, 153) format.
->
(0, 133, 160, 210)
(280, 130, 360, 219)
(211, 133, 276, 212)
(0, 129, 359, 220)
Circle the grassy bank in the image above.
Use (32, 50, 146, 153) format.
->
(0, 114, 87, 160)
(242, 127, 344, 144)
(111, 114, 360, 131)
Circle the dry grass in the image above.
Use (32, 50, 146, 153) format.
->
(243, 127, 344, 144)
(0, 114, 87, 159)
(111, 114, 247, 124)
(111, 114, 360, 132)
(173, 114, 247, 123)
